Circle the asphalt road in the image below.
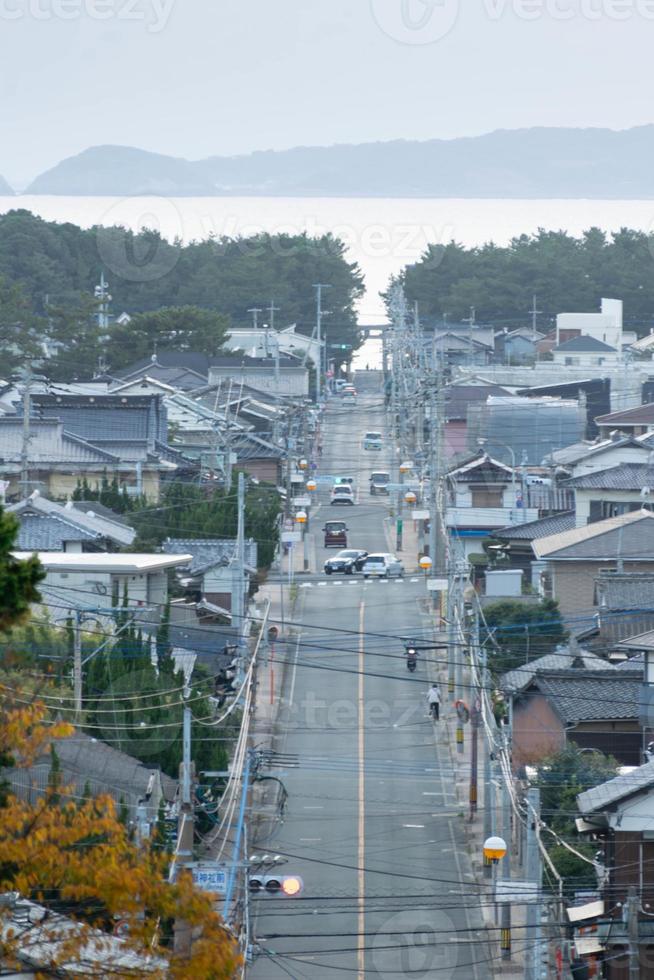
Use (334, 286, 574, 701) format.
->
(249, 384, 491, 979)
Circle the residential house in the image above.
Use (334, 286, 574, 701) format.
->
(508, 667, 641, 767)
(6, 492, 135, 552)
(595, 401, 654, 438)
(596, 577, 654, 646)
(0, 417, 138, 501)
(552, 335, 621, 367)
(163, 537, 258, 612)
(491, 511, 576, 583)
(13, 551, 192, 622)
(494, 328, 542, 364)
(547, 433, 651, 479)
(0, 893, 166, 976)
(8, 730, 177, 825)
(576, 761, 654, 976)
(224, 323, 322, 367)
(532, 510, 654, 620)
(563, 463, 654, 527)
(556, 297, 624, 350)
(208, 354, 310, 398)
(109, 351, 212, 389)
(446, 453, 538, 559)
(26, 392, 179, 499)
(428, 331, 493, 370)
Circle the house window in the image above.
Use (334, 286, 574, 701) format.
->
(593, 500, 642, 521)
(565, 356, 580, 366)
(471, 488, 503, 508)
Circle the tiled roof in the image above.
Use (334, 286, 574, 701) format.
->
(30, 393, 167, 447)
(0, 418, 118, 463)
(533, 509, 654, 560)
(563, 463, 654, 490)
(448, 452, 514, 480)
(554, 335, 617, 353)
(531, 670, 641, 723)
(443, 384, 511, 421)
(493, 511, 576, 541)
(112, 352, 212, 379)
(70, 500, 131, 527)
(618, 630, 654, 652)
(163, 537, 258, 573)
(597, 573, 654, 610)
(596, 401, 654, 426)
(210, 355, 301, 369)
(7, 494, 135, 548)
(577, 758, 654, 814)
(500, 648, 610, 695)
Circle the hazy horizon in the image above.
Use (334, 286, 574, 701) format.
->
(4, 0, 654, 185)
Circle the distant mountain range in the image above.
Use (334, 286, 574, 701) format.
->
(0, 174, 14, 195)
(18, 126, 654, 198)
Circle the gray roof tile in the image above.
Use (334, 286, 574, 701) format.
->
(533, 510, 654, 560)
(555, 335, 617, 353)
(564, 463, 654, 490)
(577, 758, 654, 814)
(530, 670, 641, 723)
(0, 418, 118, 463)
(494, 511, 576, 541)
(163, 537, 258, 573)
(500, 648, 610, 695)
(596, 402, 654, 426)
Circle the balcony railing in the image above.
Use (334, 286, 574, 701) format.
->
(446, 506, 540, 529)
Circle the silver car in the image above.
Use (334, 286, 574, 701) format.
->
(361, 553, 404, 579)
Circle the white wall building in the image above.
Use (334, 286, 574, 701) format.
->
(556, 297, 624, 350)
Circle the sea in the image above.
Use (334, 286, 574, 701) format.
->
(2, 194, 653, 369)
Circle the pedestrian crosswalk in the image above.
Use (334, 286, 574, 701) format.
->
(300, 577, 421, 589)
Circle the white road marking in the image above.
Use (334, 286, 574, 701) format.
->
(300, 583, 313, 589)
(318, 582, 327, 587)
(403, 824, 425, 829)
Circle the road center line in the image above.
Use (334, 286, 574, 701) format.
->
(357, 597, 366, 980)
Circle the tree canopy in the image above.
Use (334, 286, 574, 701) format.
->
(399, 227, 654, 331)
(481, 598, 567, 675)
(0, 210, 364, 379)
(0, 508, 44, 631)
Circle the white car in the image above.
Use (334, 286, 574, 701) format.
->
(330, 484, 354, 506)
(361, 553, 404, 579)
(363, 431, 383, 451)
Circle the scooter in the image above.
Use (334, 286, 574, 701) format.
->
(406, 647, 417, 672)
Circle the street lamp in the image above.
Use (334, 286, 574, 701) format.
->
(404, 490, 417, 505)
(295, 510, 307, 525)
(298, 458, 308, 471)
(483, 835, 507, 864)
(399, 460, 412, 475)
(306, 479, 317, 493)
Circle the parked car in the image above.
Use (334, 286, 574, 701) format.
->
(323, 521, 348, 548)
(363, 431, 383, 451)
(342, 391, 356, 405)
(362, 553, 404, 579)
(324, 549, 368, 575)
(331, 484, 354, 506)
(370, 471, 390, 495)
(341, 384, 357, 396)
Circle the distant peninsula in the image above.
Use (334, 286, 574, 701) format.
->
(0, 175, 15, 195)
(21, 126, 654, 199)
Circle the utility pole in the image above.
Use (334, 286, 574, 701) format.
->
(500, 729, 512, 961)
(174, 699, 195, 955)
(233, 472, 247, 683)
(525, 787, 543, 980)
(313, 284, 330, 403)
(20, 363, 33, 499)
(248, 307, 263, 350)
(530, 294, 542, 341)
(73, 610, 82, 721)
(627, 885, 640, 980)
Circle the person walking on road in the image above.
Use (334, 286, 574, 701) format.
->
(427, 683, 441, 721)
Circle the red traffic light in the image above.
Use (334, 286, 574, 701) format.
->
(249, 875, 304, 897)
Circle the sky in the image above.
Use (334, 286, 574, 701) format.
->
(2, 0, 654, 185)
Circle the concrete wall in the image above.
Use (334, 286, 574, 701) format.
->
(550, 560, 654, 618)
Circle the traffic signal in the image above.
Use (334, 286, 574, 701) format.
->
(249, 875, 304, 897)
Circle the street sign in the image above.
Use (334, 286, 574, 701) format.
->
(293, 495, 311, 507)
(192, 863, 227, 895)
(281, 531, 302, 544)
(412, 510, 430, 520)
(427, 578, 449, 592)
(495, 880, 539, 904)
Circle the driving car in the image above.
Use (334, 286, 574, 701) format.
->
(342, 391, 356, 405)
(324, 549, 368, 575)
(341, 384, 357, 396)
(369, 471, 390, 495)
(363, 431, 383, 451)
(330, 484, 354, 505)
(361, 553, 404, 579)
(323, 520, 348, 547)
